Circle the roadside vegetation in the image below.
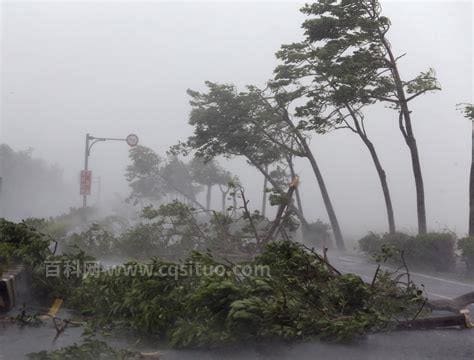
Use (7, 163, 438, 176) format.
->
(1, 0, 473, 357)
(358, 231, 474, 275)
(2, 208, 424, 350)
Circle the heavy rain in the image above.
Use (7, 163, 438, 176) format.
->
(1, 1, 473, 359)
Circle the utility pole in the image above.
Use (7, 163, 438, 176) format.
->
(81, 133, 138, 208)
(470, 119, 474, 235)
(0, 176, 3, 218)
(82, 133, 91, 208)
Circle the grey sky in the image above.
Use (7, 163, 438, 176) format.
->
(1, 1, 472, 239)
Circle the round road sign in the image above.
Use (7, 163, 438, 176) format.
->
(126, 134, 139, 147)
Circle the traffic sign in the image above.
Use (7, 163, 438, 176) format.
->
(126, 134, 139, 147)
(80, 170, 92, 195)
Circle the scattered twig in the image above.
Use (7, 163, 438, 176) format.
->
(411, 299, 427, 321)
(400, 250, 411, 285)
(301, 244, 341, 276)
(52, 317, 69, 341)
(263, 177, 298, 244)
(239, 188, 261, 246)
(371, 264, 381, 288)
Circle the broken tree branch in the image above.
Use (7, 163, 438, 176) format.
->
(239, 188, 261, 246)
(428, 291, 474, 313)
(262, 176, 298, 245)
(397, 310, 472, 330)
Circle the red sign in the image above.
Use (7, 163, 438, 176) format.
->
(126, 134, 139, 147)
(80, 170, 92, 195)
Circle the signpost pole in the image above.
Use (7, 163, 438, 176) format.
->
(83, 133, 90, 208)
(80, 133, 138, 208)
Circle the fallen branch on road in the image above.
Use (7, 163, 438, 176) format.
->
(397, 309, 472, 330)
(427, 291, 474, 314)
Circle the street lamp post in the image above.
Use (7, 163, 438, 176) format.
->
(82, 133, 138, 208)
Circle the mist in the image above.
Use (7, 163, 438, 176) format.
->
(1, 1, 472, 236)
(1, 1, 474, 359)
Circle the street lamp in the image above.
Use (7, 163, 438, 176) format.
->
(81, 133, 139, 208)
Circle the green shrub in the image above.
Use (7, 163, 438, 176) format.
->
(408, 233, 456, 272)
(384, 232, 412, 251)
(63, 223, 117, 258)
(3, 213, 424, 347)
(0, 218, 96, 303)
(358, 231, 456, 272)
(0, 219, 51, 268)
(458, 237, 474, 273)
(358, 232, 382, 255)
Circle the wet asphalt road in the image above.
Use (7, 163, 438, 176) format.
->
(1, 253, 473, 360)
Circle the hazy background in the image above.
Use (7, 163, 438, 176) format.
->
(1, 0, 472, 240)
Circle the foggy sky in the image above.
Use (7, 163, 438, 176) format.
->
(1, 1, 472, 240)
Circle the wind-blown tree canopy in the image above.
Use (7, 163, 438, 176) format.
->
(160, 155, 203, 203)
(126, 146, 203, 208)
(244, 85, 345, 250)
(186, 82, 284, 168)
(184, 82, 345, 249)
(189, 157, 233, 210)
(274, 0, 440, 235)
(181, 83, 305, 220)
(126, 145, 164, 203)
(272, 38, 397, 233)
(460, 104, 474, 121)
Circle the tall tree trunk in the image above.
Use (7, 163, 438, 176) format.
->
(303, 146, 345, 250)
(261, 165, 268, 217)
(401, 112, 426, 234)
(221, 190, 226, 213)
(344, 104, 396, 234)
(232, 192, 237, 214)
(281, 114, 345, 250)
(360, 134, 396, 234)
(206, 184, 212, 210)
(381, 35, 427, 234)
(470, 122, 474, 236)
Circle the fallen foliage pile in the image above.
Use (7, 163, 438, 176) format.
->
(68, 241, 423, 347)
(27, 339, 140, 360)
(2, 216, 424, 349)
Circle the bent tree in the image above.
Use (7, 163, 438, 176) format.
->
(246, 85, 345, 249)
(459, 104, 474, 235)
(126, 146, 205, 209)
(273, 41, 396, 234)
(185, 82, 345, 249)
(297, 0, 440, 234)
(189, 157, 232, 210)
(183, 82, 312, 232)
